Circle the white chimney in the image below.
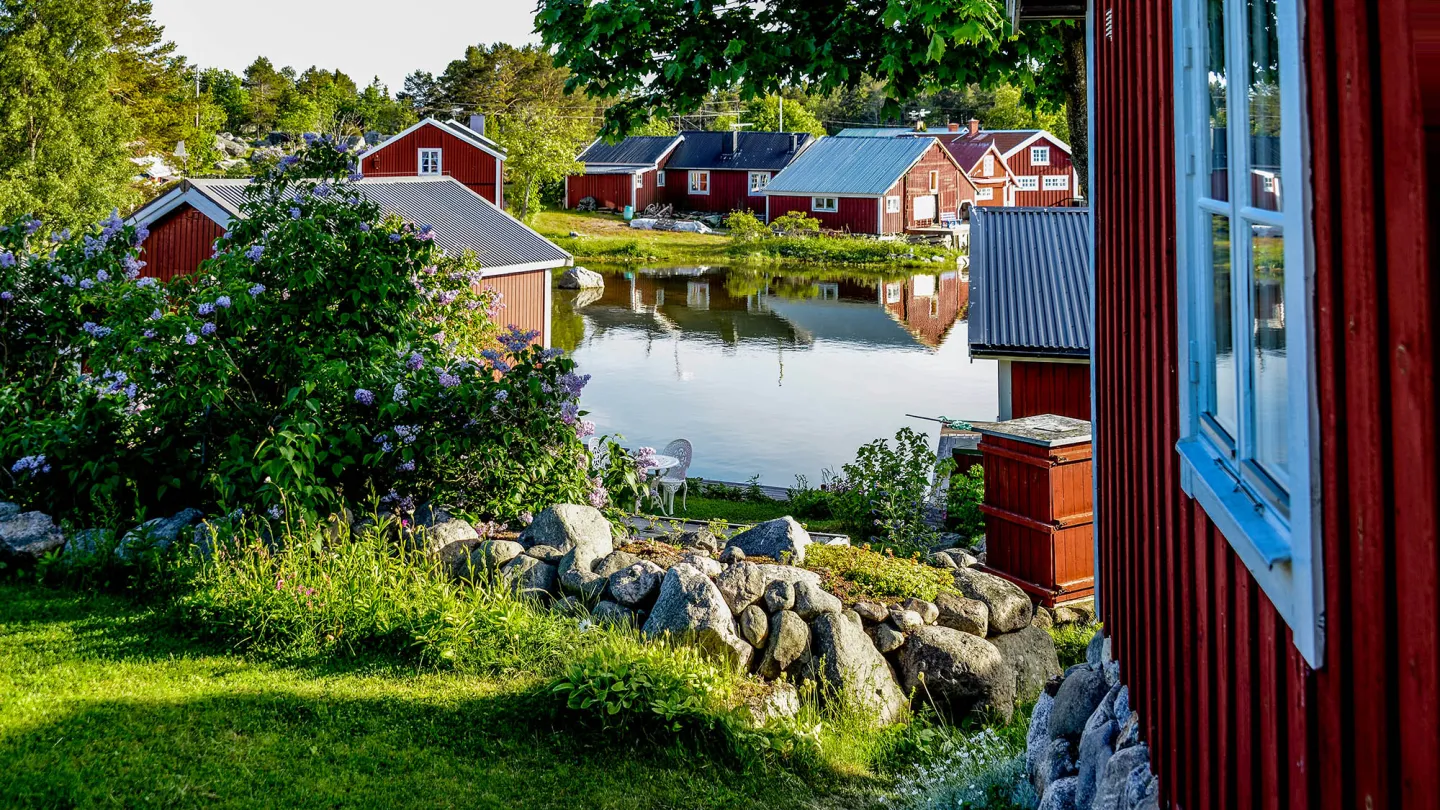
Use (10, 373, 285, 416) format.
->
(731, 129, 739, 154)
(469, 114, 486, 136)
(789, 133, 798, 152)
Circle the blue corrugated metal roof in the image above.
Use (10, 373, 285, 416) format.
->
(578, 136, 682, 166)
(835, 127, 919, 138)
(188, 178, 569, 271)
(968, 207, 1091, 358)
(761, 137, 934, 196)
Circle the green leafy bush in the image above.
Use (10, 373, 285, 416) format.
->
(787, 475, 835, 520)
(731, 234, 954, 266)
(1048, 622, 1100, 670)
(830, 427, 954, 549)
(803, 544, 957, 603)
(767, 210, 821, 235)
(724, 210, 769, 243)
(946, 464, 986, 543)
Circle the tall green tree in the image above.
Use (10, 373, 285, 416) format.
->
(0, 0, 136, 224)
(535, 0, 1088, 194)
(203, 67, 248, 132)
(241, 56, 289, 133)
(739, 95, 826, 138)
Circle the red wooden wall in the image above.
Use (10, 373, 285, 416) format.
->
(363, 123, 504, 205)
(882, 272, 967, 347)
(901, 143, 965, 227)
(1007, 135, 1076, 206)
(1011, 360, 1090, 420)
(664, 169, 764, 214)
(566, 173, 634, 211)
(1094, 2, 1439, 809)
(766, 195, 879, 234)
(138, 206, 225, 281)
(482, 269, 549, 346)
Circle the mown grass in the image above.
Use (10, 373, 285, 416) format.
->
(653, 494, 849, 535)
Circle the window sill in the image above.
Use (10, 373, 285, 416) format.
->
(1176, 436, 1292, 568)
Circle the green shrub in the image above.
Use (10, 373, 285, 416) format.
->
(946, 464, 986, 543)
(1048, 622, 1100, 670)
(787, 475, 835, 520)
(830, 427, 954, 549)
(803, 544, 957, 603)
(724, 210, 770, 243)
(768, 210, 821, 235)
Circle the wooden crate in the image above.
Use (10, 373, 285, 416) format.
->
(976, 415, 1094, 607)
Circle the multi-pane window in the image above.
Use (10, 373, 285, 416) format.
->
(689, 171, 709, 194)
(976, 188, 994, 201)
(1016, 176, 1039, 191)
(1042, 175, 1071, 191)
(1175, 0, 1320, 665)
(983, 154, 995, 176)
(418, 148, 442, 176)
(749, 172, 770, 194)
(656, 170, 666, 187)
(886, 196, 901, 213)
(811, 196, 838, 213)
(634, 174, 644, 189)
(1030, 146, 1050, 166)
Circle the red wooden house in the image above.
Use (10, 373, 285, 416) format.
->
(942, 120, 1079, 206)
(659, 130, 815, 214)
(565, 135, 683, 212)
(761, 137, 975, 234)
(358, 116, 506, 206)
(967, 207, 1090, 421)
(1014, 0, 1440, 806)
(124, 177, 570, 346)
(942, 140, 1018, 212)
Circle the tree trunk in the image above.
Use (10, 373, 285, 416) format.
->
(1061, 24, 1088, 199)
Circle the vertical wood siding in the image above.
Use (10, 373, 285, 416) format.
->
(1093, 1, 1439, 808)
(903, 143, 965, 226)
(483, 270, 549, 346)
(765, 195, 880, 234)
(363, 123, 503, 204)
(1010, 360, 1091, 420)
(138, 205, 225, 281)
(664, 169, 763, 214)
(881, 272, 966, 347)
(1007, 135, 1078, 206)
(567, 173, 635, 211)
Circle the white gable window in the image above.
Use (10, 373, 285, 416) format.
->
(418, 148, 442, 176)
(1174, 0, 1321, 665)
(975, 187, 994, 201)
(886, 196, 901, 213)
(748, 172, 770, 194)
(634, 174, 644, 189)
(656, 170, 666, 187)
(1030, 146, 1051, 166)
(928, 170, 939, 193)
(1042, 175, 1071, 191)
(688, 171, 709, 194)
(811, 196, 839, 213)
(1016, 176, 1040, 191)
(982, 154, 995, 176)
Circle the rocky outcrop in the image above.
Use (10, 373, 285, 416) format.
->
(643, 564, 752, 670)
(935, 592, 990, 636)
(557, 266, 605, 289)
(116, 508, 203, 560)
(521, 504, 613, 562)
(757, 609, 810, 679)
(990, 624, 1063, 705)
(898, 625, 1018, 723)
(954, 567, 1033, 634)
(807, 612, 908, 726)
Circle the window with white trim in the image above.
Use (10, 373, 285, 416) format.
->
(1042, 175, 1071, 191)
(748, 172, 770, 194)
(656, 170, 666, 187)
(975, 187, 994, 201)
(928, 170, 939, 193)
(635, 174, 644, 189)
(418, 148, 442, 176)
(1016, 176, 1040, 191)
(811, 196, 838, 213)
(885, 283, 901, 304)
(688, 171, 709, 194)
(886, 196, 901, 213)
(1175, 0, 1322, 665)
(1030, 146, 1051, 166)
(982, 154, 995, 176)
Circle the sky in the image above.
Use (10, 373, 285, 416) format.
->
(150, 0, 542, 92)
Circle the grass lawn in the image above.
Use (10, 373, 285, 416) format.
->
(532, 210, 731, 264)
(644, 494, 851, 536)
(0, 582, 880, 809)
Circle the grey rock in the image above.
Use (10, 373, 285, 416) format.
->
(743, 681, 801, 724)
(899, 625, 1017, 723)
(1104, 659, 1121, 688)
(1116, 712, 1140, 750)
(591, 600, 636, 628)
(889, 609, 924, 633)
(1102, 635, 1113, 664)
(752, 563, 821, 588)
(1026, 691, 1055, 784)
(757, 609, 810, 679)
(947, 549, 979, 568)
(762, 579, 795, 612)
(1077, 718, 1118, 809)
(117, 508, 203, 560)
(1035, 737, 1077, 798)
(738, 604, 769, 648)
(723, 516, 811, 564)
(793, 580, 843, 619)
(990, 624, 1063, 704)
(954, 567, 1033, 633)
(852, 600, 889, 624)
(715, 561, 767, 613)
(500, 555, 557, 598)
(414, 519, 481, 573)
(1050, 667, 1110, 739)
(0, 502, 21, 520)
(1113, 685, 1132, 725)
(642, 564, 751, 669)
(901, 598, 939, 625)
(718, 545, 746, 564)
(593, 550, 643, 579)
(521, 504, 613, 563)
(64, 528, 116, 558)
(1038, 776, 1079, 810)
(927, 551, 958, 569)
(680, 552, 723, 577)
(1093, 744, 1149, 810)
(413, 502, 452, 527)
(558, 266, 605, 289)
(526, 544, 566, 563)
(934, 592, 989, 636)
(869, 623, 906, 654)
(554, 595, 586, 614)
(1033, 606, 1055, 629)
(1053, 605, 1083, 625)
(675, 528, 720, 553)
(474, 538, 525, 570)
(559, 565, 608, 601)
(1127, 767, 1160, 810)
(843, 609, 864, 626)
(806, 612, 908, 726)
(1086, 629, 1106, 667)
(608, 561, 665, 608)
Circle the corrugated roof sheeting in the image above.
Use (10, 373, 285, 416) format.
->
(665, 130, 813, 171)
(762, 137, 933, 196)
(190, 178, 569, 271)
(578, 136, 681, 166)
(835, 127, 918, 138)
(944, 141, 994, 172)
(968, 207, 1091, 358)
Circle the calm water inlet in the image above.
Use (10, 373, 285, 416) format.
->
(553, 264, 1000, 486)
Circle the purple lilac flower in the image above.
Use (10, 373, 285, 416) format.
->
(499, 327, 540, 353)
(244, 244, 264, 262)
(25, 219, 42, 235)
(11, 455, 50, 476)
(422, 265, 438, 276)
(519, 511, 534, 526)
(52, 229, 70, 243)
(215, 295, 232, 309)
(557, 372, 591, 399)
(149, 309, 162, 320)
(134, 226, 149, 245)
(388, 233, 403, 243)
(359, 223, 371, 232)
(0, 251, 14, 268)
(303, 133, 318, 145)
(79, 279, 93, 290)
(142, 329, 155, 339)
(136, 277, 157, 289)
(313, 182, 332, 198)
(396, 460, 416, 472)
(633, 446, 658, 472)
(124, 383, 137, 399)
(248, 283, 266, 296)
(278, 155, 300, 169)
(392, 383, 407, 403)
(494, 390, 509, 403)
(61, 274, 75, 287)
(82, 322, 112, 338)
(438, 372, 460, 388)
(201, 322, 216, 336)
(587, 476, 608, 509)
(197, 302, 215, 316)
(184, 332, 198, 345)
(406, 352, 423, 371)
(267, 504, 284, 520)
(0, 292, 11, 302)
(560, 402, 580, 425)
(394, 425, 419, 444)
(348, 171, 364, 182)
(289, 207, 302, 220)
(541, 348, 566, 361)
(124, 256, 145, 278)
(354, 388, 375, 405)
(96, 269, 110, 283)
(575, 420, 595, 440)
(437, 290, 458, 306)
(417, 224, 434, 241)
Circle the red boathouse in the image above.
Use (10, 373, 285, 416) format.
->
(358, 116, 507, 207)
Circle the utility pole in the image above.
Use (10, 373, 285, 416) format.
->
(195, 69, 201, 128)
(779, 96, 783, 132)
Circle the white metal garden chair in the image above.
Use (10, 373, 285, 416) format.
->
(652, 439, 692, 515)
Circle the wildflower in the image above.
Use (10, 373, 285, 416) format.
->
(244, 244, 264, 262)
(577, 618, 595, 632)
(197, 302, 215, 316)
(494, 390, 509, 402)
(354, 388, 375, 405)
(185, 331, 198, 345)
(0, 251, 15, 268)
(0, 291, 11, 302)
(11, 454, 50, 475)
(438, 371, 460, 388)
(79, 278, 94, 290)
(61, 274, 75, 286)
(417, 224, 434, 241)
(201, 322, 216, 336)
(575, 419, 595, 440)
(388, 233, 403, 243)
(248, 283, 266, 296)
(82, 322, 112, 338)
(267, 504, 283, 520)
(142, 329, 155, 339)
(360, 222, 371, 232)
(96, 269, 110, 283)
(519, 511, 534, 526)
(587, 475, 607, 509)
(289, 207, 302, 220)
(149, 309, 162, 320)
(392, 382, 408, 403)
(136, 276, 157, 289)
(124, 383, 137, 399)
(560, 402, 579, 425)
(397, 460, 416, 472)
(406, 352, 424, 371)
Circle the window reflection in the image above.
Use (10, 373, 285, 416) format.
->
(1209, 214, 1237, 436)
(1206, 0, 1229, 202)
(1248, 0, 1282, 211)
(1251, 225, 1287, 479)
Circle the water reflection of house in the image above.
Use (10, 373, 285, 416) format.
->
(880, 271, 970, 348)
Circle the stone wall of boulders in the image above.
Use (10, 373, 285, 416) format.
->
(1025, 630, 1160, 810)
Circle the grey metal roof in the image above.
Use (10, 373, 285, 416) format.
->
(578, 136, 682, 166)
(188, 178, 569, 271)
(968, 207, 1091, 359)
(761, 137, 934, 196)
(664, 131, 814, 171)
(834, 127, 919, 138)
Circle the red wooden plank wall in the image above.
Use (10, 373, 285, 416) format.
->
(664, 169, 764, 214)
(1093, 1, 1439, 808)
(138, 206, 224, 281)
(765, 195, 880, 234)
(1008, 135, 1077, 206)
(363, 123, 503, 205)
(1010, 360, 1091, 420)
(567, 173, 633, 211)
(903, 143, 965, 226)
(483, 269, 549, 346)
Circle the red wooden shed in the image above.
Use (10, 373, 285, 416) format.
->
(1020, 0, 1440, 806)
(358, 117, 507, 207)
(942, 121, 1080, 206)
(660, 130, 815, 215)
(565, 135, 682, 212)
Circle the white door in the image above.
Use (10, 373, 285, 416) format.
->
(913, 194, 936, 222)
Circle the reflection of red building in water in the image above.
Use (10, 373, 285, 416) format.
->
(880, 272, 969, 348)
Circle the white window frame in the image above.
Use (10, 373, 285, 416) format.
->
(1030, 146, 1051, 166)
(1016, 176, 1040, 191)
(1043, 175, 1071, 191)
(418, 148, 442, 176)
(656, 170, 666, 187)
(983, 154, 995, 176)
(811, 196, 838, 213)
(928, 170, 939, 193)
(634, 173, 644, 189)
(688, 170, 709, 194)
(975, 187, 994, 201)
(886, 196, 901, 213)
(748, 171, 770, 194)
(1173, 0, 1322, 666)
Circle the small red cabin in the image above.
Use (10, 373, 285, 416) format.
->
(941, 140, 1016, 212)
(566, 135, 683, 212)
(941, 121, 1079, 206)
(358, 117, 507, 206)
(657, 130, 815, 215)
(762, 137, 975, 234)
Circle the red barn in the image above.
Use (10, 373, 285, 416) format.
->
(565, 135, 683, 212)
(1013, 0, 1440, 806)
(967, 207, 1090, 421)
(659, 130, 814, 214)
(124, 177, 570, 346)
(358, 116, 506, 206)
(761, 137, 975, 234)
